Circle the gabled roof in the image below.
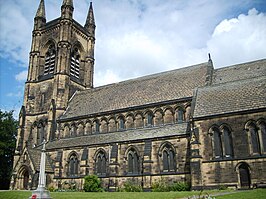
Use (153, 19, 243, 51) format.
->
(60, 62, 211, 120)
(46, 123, 189, 150)
(193, 76, 266, 119)
(212, 59, 266, 85)
(27, 148, 54, 173)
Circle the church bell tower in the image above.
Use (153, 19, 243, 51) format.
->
(15, 0, 96, 153)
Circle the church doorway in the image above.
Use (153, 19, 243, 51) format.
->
(238, 163, 251, 189)
(23, 169, 29, 190)
(18, 166, 31, 190)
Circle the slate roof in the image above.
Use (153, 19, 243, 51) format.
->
(193, 76, 266, 118)
(212, 59, 266, 85)
(46, 123, 189, 150)
(27, 148, 54, 173)
(60, 63, 210, 120)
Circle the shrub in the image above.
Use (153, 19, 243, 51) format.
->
(152, 179, 190, 192)
(83, 175, 103, 192)
(151, 179, 169, 192)
(218, 185, 227, 190)
(47, 185, 56, 192)
(171, 182, 190, 191)
(123, 180, 143, 192)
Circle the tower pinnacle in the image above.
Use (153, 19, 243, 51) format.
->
(35, 0, 46, 19)
(62, 0, 73, 7)
(61, 0, 74, 19)
(85, 2, 96, 36)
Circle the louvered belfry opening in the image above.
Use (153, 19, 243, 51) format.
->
(70, 48, 80, 79)
(44, 44, 56, 75)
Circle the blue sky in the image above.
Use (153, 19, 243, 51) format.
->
(0, 0, 266, 118)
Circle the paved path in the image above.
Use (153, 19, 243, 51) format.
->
(183, 190, 248, 199)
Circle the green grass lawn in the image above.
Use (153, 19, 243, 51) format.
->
(0, 189, 265, 199)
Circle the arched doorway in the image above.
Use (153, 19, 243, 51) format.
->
(18, 166, 31, 190)
(23, 169, 29, 190)
(238, 163, 251, 189)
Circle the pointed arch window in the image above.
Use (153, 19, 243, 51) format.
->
(96, 151, 107, 175)
(213, 127, 223, 158)
(222, 126, 233, 158)
(162, 145, 175, 172)
(222, 126, 234, 158)
(128, 149, 139, 174)
(70, 48, 80, 79)
(44, 44, 56, 75)
(68, 153, 79, 177)
(247, 123, 260, 154)
(210, 125, 234, 159)
(259, 121, 266, 153)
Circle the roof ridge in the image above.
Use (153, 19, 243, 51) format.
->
(76, 62, 209, 95)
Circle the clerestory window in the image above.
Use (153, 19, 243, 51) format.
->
(147, 112, 154, 126)
(44, 45, 56, 75)
(119, 117, 125, 130)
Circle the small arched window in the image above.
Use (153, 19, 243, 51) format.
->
(64, 125, 70, 138)
(119, 117, 125, 130)
(147, 112, 154, 126)
(162, 145, 175, 172)
(70, 48, 80, 79)
(94, 120, 100, 134)
(96, 151, 106, 175)
(44, 44, 56, 75)
(69, 153, 79, 177)
(70, 124, 77, 137)
(176, 108, 184, 123)
(128, 149, 139, 174)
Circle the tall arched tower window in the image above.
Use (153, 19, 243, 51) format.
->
(70, 48, 80, 79)
(44, 44, 56, 75)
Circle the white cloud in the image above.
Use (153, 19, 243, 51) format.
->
(7, 91, 23, 97)
(207, 8, 266, 67)
(15, 70, 28, 81)
(0, 0, 266, 88)
(94, 69, 122, 86)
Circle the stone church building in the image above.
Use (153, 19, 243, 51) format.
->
(11, 0, 266, 191)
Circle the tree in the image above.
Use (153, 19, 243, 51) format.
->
(0, 110, 18, 190)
